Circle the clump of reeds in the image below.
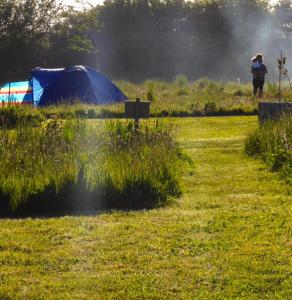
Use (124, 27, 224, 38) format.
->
(0, 118, 186, 215)
(96, 120, 185, 208)
(0, 119, 81, 210)
(245, 113, 292, 182)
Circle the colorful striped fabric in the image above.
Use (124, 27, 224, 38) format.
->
(0, 81, 33, 106)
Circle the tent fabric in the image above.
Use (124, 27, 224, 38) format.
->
(31, 66, 127, 106)
(0, 81, 33, 106)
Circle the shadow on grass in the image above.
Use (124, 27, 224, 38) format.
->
(0, 109, 258, 131)
(100, 109, 257, 118)
(73, 109, 258, 119)
(0, 178, 176, 218)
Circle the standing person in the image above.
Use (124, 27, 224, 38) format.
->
(251, 53, 268, 97)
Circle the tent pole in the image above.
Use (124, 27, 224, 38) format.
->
(8, 82, 10, 104)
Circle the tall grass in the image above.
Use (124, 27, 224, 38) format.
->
(0, 119, 186, 215)
(118, 78, 292, 116)
(2, 78, 292, 126)
(0, 119, 80, 210)
(0, 104, 124, 128)
(245, 113, 292, 183)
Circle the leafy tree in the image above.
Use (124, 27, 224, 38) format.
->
(273, 0, 292, 39)
(0, 0, 290, 83)
(47, 6, 100, 68)
(0, 0, 61, 82)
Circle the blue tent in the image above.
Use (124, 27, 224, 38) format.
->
(0, 66, 127, 106)
(0, 81, 33, 106)
(31, 66, 127, 106)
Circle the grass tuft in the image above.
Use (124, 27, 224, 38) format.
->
(245, 113, 292, 183)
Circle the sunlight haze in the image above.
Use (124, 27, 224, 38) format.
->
(63, 0, 104, 7)
(63, 0, 280, 7)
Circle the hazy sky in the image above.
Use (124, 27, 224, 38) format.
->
(63, 0, 280, 7)
(63, 0, 103, 7)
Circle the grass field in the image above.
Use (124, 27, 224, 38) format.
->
(0, 116, 291, 299)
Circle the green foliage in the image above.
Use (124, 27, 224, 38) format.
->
(0, 119, 185, 214)
(245, 113, 292, 182)
(48, 6, 100, 67)
(0, 0, 61, 82)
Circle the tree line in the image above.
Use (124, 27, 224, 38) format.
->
(0, 0, 291, 83)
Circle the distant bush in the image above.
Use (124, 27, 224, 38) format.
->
(245, 113, 292, 183)
(196, 77, 210, 89)
(204, 101, 217, 114)
(175, 74, 188, 87)
(0, 119, 187, 215)
(206, 81, 222, 94)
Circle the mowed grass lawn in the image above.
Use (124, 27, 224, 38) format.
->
(0, 116, 291, 299)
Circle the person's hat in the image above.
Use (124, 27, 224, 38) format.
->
(256, 53, 264, 60)
(251, 56, 257, 62)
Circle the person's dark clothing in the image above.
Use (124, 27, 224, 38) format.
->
(251, 63, 267, 95)
(253, 78, 265, 91)
(252, 63, 267, 80)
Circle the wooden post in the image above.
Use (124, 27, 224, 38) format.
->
(124, 98, 150, 128)
(259, 101, 292, 123)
